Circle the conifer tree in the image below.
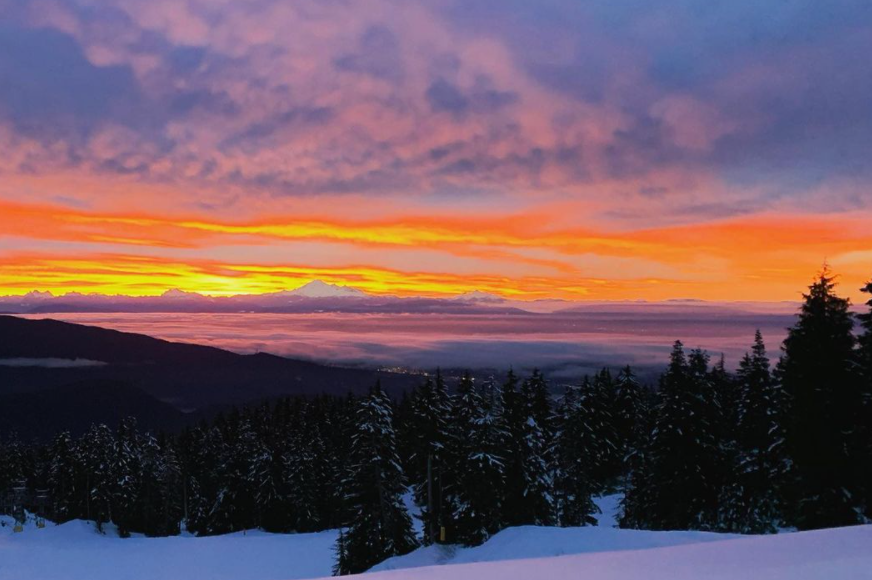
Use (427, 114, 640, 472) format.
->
(584, 371, 621, 490)
(155, 439, 184, 536)
(181, 425, 226, 535)
(621, 342, 721, 530)
(79, 423, 116, 530)
(500, 371, 554, 526)
(210, 419, 264, 534)
(113, 417, 143, 536)
(335, 384, 417, 575)
(710, 354, 738, 444)
(0, 435, 30, 501)
(551, 386, 598, 527)
(449, 372, 508, 545)
(719, 331, 788, 533)
(524, 369, 553, 435)
(284, 424, 327, 532)
(859, 279, 872, 518)
(860, 279, 872, 380)
(407, 371, 453, 542)
(47, 431, 77, 521)
(613, 366, 648, 480)
(777, 269, 863, 529)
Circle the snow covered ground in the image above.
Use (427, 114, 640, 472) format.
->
(0, 515, 337, 580)
(2, 496, 870, 580)
(356, 525, 872, 580)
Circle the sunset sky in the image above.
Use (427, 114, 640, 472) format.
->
(1, 0, 871, 301)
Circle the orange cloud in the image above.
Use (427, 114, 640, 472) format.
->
(1, 198, 870, 301)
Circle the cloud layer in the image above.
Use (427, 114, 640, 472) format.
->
(1, 0, 871, 299)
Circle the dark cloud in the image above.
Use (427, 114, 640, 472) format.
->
(0, 24, 142, 141)
(221, 106, 335, 151)
(334, 25, 404, 82)
(426, 75, 519, 117)
(167, 46, 208, 74)
(426, 78, 470, 114)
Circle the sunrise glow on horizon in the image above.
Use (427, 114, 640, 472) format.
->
(2, 1, 871, 302)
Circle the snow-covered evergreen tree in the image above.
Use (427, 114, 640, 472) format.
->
(180, 425, 226, 535)
(449, 372, 508, 545)
(621, 342, 722, 530)
(551, 385, 598, 527)
(613, 366, 648, 480)
(579, 372, 620, 492)
(777, 269, 863, 529)
(113, 417, 143, 536)
(79, 423, 116, 530)
(47, 431, 77, 521)
(719, 331, 788, 533)
(211, 418, 266, 532)
(155, 438, 184, 536)
(500, 371, 554, 526)
(0, 434, 30, 500)
(335, 384, 417, 575)
(407, 371, 453, 543)
(284, 423, 327, 532)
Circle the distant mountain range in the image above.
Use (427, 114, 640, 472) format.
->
(0, 280, 533, 315)
(0, 315, 421, 439)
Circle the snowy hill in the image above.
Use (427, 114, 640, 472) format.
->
(353, 525, 872, 580)
(3, 497, 870, 580)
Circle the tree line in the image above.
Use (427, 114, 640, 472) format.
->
(1, 270, 870, 575)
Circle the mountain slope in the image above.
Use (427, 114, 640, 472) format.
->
(287, 280, 367, 298)
(0, 315, 419, 411)
(0, 381, 189, 439)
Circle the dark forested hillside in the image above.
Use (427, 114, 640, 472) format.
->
(0, 315, 420, 414)
(0, 381, 189, 440)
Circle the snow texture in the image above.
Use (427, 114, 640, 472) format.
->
(2, 499, 870, 580)
(360, 525, 872, 580)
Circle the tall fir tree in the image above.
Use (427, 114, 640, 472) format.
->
(449, 372, 508, 545)
(719, 331, 788, 533)
(335, 384, 418, 576)
(710, 354, 738, 446)
(613, 366, 648, 481)
(855, 278, 872, 519)
(500, 370, 554, 527)
(777, 269, 863, 529)
(407, 371, 453, 542)
(621, 342, 722, 530)
(551, 385, 598, 527)
(79, 423, 116, 530)
(112, 417, 143, 536)
(46, 432, 78, 522)
(586, 371, 621, 490)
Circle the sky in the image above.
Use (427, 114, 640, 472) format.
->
(1, 0, 871, 301)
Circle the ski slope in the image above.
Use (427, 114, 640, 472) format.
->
(1, 495, 870, 580)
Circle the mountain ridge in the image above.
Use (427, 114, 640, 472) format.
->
(0, 315, 420, 413)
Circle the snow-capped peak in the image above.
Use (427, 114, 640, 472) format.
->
(24, 290, 55, 300)
(288, 280, 366, 298)
(452, 290, 506, 303)
(161, 289, 204, 299)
